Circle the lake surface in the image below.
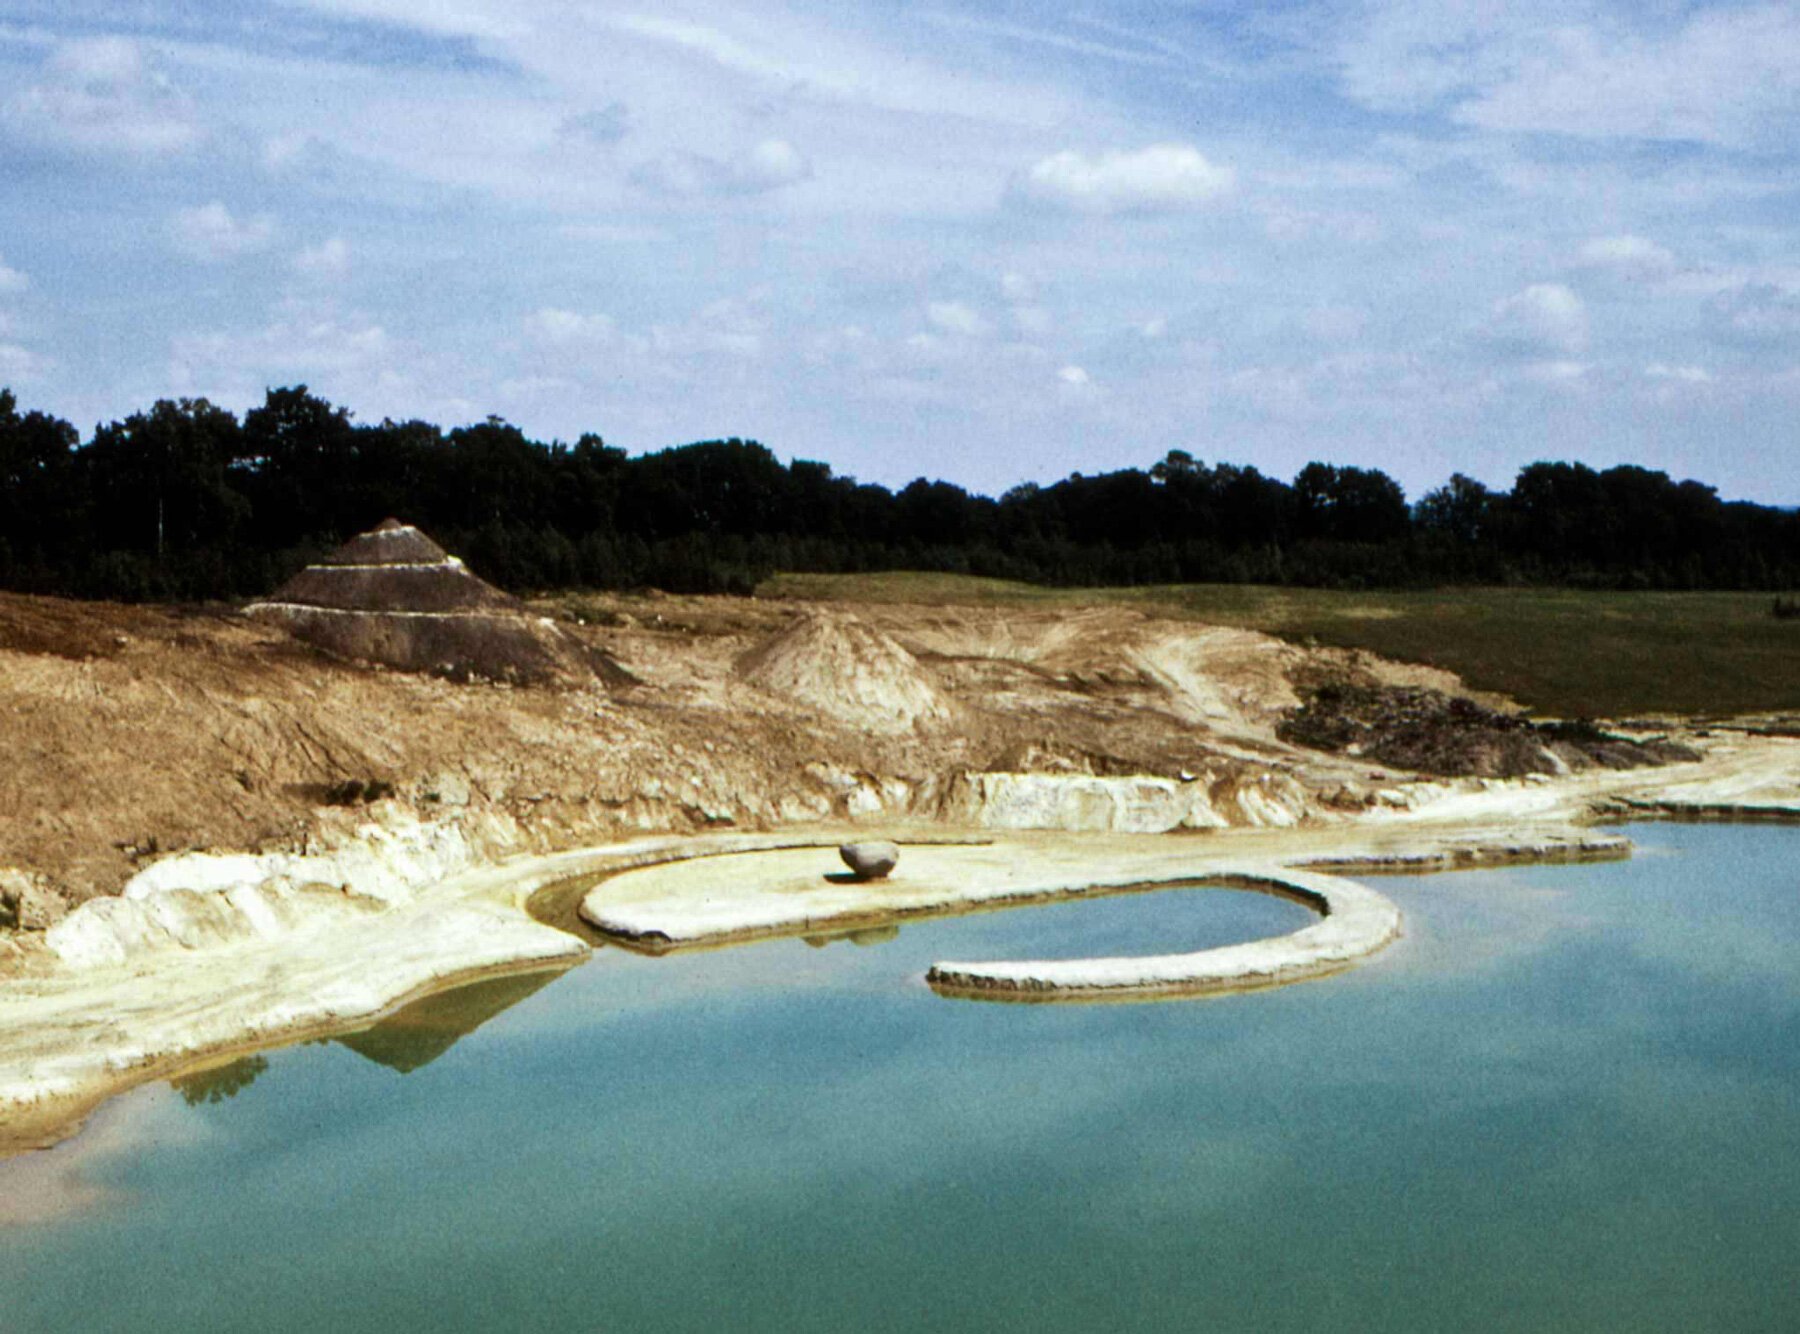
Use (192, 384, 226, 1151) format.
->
(3, 824, 1798, 1332)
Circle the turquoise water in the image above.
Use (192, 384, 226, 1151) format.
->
(3, 825, 1798, 1332)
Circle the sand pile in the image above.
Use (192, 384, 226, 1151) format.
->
(737, 611, 952, 736)
(246, 519, 628, 688)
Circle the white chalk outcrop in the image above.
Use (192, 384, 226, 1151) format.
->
(12, 900, 587, 1116)
(44, 809, 522, 969)
(945, 770, 1313, 832)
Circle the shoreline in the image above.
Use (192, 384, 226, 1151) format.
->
(3, 736, 1798, 1158)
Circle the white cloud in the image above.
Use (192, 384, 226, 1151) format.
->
(742, 139, 810, 189)
(1488, 282, 1588, 354)
(0, 255, 27, 295)
(927, 301, 989, 337)
(170, 302, 393, 389)
(170, 203, 276, 262)
(3, 37, 199, 157)
(261, 132, 323, 174)
(1458, 6, 1800, 147)
(1336, 4, 1800, 148)
(601, 11, 1068, 126)
(1711, 282, 1800, 341)
(1645, 362, 1712, 384)
(1000, 272, 1035, 302)
(649, 296, 769, 360)
(925, 13, 1178, 69)
(631, 138, 811, 197)
(1522, 359, 1589, 387)
(0, 342, 49, 381)
(1578, 234, 1676, 280)
(1333, 3, 1524, 114)
(523, 308, 617, 345)
(1016, 143, 1235, 214)
(294, 237, 350, 279)
(1057, 364, 1090, 385)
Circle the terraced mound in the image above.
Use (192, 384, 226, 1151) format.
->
(246, 519, 627, 688)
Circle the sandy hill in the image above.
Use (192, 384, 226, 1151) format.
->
(736, 611, 953, 736)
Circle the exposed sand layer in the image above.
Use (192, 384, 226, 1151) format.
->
(0, 590, 1566, 911)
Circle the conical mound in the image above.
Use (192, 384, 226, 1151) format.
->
(265, 519, 518, 615)
(737, 611, 951, 735)
(247, 519, 631, 688)
(316, 517, 451, 566)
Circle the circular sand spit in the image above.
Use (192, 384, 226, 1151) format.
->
(924, 870, 1400, 1002)
(580, 842, 1401, 1002)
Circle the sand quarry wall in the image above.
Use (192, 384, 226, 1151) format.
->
(0, 591, 1494, 954)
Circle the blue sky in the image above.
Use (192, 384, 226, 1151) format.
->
(1, 1, 1797, 501)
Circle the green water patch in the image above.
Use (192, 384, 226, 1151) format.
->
(3, 827, 1798, 1332)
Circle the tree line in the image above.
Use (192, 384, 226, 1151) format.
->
(1, 385, 1796, 601)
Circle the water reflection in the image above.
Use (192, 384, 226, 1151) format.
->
(329, 968, 565, 1074)
(171, 1055, 270, 1105)
(802, 923, 901, 949)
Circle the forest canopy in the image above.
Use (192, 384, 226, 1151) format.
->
(1, 385, 1796, 601)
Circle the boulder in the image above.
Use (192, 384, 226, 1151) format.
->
(838, 841, 900, 881)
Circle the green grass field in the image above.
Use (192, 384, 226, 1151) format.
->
(760, 572, 1800, 719)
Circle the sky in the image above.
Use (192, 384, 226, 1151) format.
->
(0, 1, 1797, 503)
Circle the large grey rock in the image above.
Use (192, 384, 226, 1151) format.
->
(838, 841, 900, 880)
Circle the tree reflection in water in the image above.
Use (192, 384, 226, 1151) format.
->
(331, 968, 565, 1074)
(162, 966, 568, 1108)
(171, 1055, 270, 1105)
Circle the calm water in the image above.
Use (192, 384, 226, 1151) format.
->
(3, 824, 1798, 1332)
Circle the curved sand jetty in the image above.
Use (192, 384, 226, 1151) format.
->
(925, 869, 1401, 1001)
(582, 843, 1403, 999)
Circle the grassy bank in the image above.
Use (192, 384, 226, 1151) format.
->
(760, 573, 1800, 719)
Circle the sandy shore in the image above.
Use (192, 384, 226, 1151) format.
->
(2, 733, 1797, 1156)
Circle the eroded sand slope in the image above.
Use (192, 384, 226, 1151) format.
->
(0, 590, 1499, 921)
